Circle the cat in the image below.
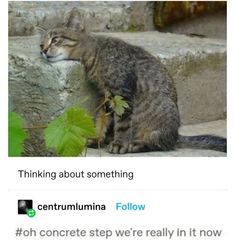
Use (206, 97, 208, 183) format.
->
(38, 8, 226, 154)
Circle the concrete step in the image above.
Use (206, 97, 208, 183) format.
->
(87, 120, 227, 157)
(9, 31, 226, 156)
(9, 1, 227, 39)
(161, 11, 226, 40)
(8, 1, 154, 36)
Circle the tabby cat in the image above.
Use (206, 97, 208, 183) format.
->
(38, 8, 226, 154)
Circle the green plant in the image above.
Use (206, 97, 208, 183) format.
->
(8, 96, 129, 157)
(110, 95, 129, 116)
(44, 107, 97, 156)
(8, 112, 28, 157)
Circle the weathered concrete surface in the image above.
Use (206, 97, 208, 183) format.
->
(87, 120, 227, 157)
(8, 1, 155, 36)
(127, 2, 155, 31)
(9, 32, 226, 156)
(9, 36, 98, 156)
(9, 1, 227, 39)
(161, 11, 226, 40)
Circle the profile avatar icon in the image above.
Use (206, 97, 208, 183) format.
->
(18, 200, 33, 214)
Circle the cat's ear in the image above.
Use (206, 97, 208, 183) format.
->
(65, 8, 85, 32)
(35, 25, 47, 35)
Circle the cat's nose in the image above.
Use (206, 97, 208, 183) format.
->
(42, 48, 48, 54)
(40, 49, 49, 59)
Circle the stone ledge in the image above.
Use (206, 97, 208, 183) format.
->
(8, 1, 154, 36)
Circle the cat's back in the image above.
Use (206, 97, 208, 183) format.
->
(95, 35, 170, 79)
(94, 35, 137, 63)
(95, 34, 157, 62)
(92, 34, 176, 101)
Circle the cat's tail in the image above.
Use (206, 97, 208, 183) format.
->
(176, 135, 227, 152)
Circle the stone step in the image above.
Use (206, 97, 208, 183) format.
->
(9, 1, 227, 39)
(8, 1, 154, 36)
(8, 31, 226, 156)
(161, 11, 226, 40)
(86, 119, 227, 157)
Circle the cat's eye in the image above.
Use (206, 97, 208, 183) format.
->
(40, 44, 44, 50)
(51, 37, 60, 44)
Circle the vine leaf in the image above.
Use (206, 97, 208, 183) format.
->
(8, 112, 28, 157)
(111, 95, 129, 116)
(44, 107, 97, 156)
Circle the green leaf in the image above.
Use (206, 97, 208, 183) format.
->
(111, 95, 129, 116)
(8, 112, 27, 157)
(44, 107, 97, 156)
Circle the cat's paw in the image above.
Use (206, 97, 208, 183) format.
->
(128, 141, 149, 153)
(108, 140, 128, 154)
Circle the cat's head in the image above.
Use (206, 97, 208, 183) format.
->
(37, 8, 85, 62)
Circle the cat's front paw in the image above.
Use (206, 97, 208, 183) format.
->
(128, 140, 149, 153)
(108, 140, 128, 154)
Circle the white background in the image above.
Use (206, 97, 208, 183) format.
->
(1, 0, 235, 248)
